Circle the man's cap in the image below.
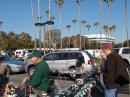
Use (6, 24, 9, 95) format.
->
(30, 50, 42, 58)
(102, 43, 112, 50)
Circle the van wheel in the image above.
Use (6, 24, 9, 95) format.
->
(28, 66, 35, 76)
(68, 67, 77, 80)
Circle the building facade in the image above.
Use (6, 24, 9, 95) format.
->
(83, 34, 115, 43)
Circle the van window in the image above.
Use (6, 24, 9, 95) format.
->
(68, 52, 79, 59)
(122, 48, 130, 54)
(43, 53, 60, 60)
(77, 53, 85, 64)
(58, 52, 79, 60)
(58, 53, 68, 60)
(43, 52, 82, 60)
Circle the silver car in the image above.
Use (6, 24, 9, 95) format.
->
(26, 50, 97, 77)
(0, 55, 26, 75)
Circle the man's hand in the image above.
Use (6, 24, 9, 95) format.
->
(22, 77, 29, 84)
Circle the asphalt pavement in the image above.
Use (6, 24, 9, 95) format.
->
(8, 73, 130, 97)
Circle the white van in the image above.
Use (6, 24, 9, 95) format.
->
(14, 49, 28, 59)
(26, 50, 97, 77)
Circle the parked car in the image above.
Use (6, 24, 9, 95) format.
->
(26, 50, 97, 77)
(113, 47, 130, 65)
(0, 55, 26, 75)
(14, 49, 31, 60)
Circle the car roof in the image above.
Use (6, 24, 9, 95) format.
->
(43, 50, 93, 60)
(51, 50, 88, 53)
(113, 47, 130, 49)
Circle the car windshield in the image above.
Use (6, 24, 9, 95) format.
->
(3, 56, 17, 61)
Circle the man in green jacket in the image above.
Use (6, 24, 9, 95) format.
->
(22, 50, 50, 97)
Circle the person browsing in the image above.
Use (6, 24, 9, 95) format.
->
(22, 50, 50, 97)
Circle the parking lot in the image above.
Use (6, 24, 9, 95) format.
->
(8, 73, 130, 97)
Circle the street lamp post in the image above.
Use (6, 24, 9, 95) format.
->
(35, 21, 43, 51)
(46, 20, 54, 52)
(43, 23, 46, 54)
(35, 20, 54, 53)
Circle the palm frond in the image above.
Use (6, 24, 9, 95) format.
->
(54, 0, 64, 6)
(81, 20, 87, 24)
(72, 19, 77, 23)
(86, 24, 91, 30)
(93, 22, 99, 26)
(66, 25, 71, 31)
(103, 0, 114, 5)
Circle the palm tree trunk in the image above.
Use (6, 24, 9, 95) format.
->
(73, 29, 77, 48)
(43, 24, 46, 54)
(96, 27, 98, 49)
(39, 29, 41, 50)
(38, 0, 41, 50)
(100, 0, 102, 48)
(110, 30, 112, 43)
(75, 34, 77, 48)
(30, 0, 36, 49)
(53, 25, 55, 49)
(88, 30, 90, 48)
(108, 0, 110, 43)
(60, 6, 62, 49)
(125, 0, 129, 47)
(48, 0, 51, 52)
(83, 25, 86, 49)
(69, 37, 70, 48)
(77, 2, 81, 49)
(72, 22, 77, 48)
(72, 28, 77, 48)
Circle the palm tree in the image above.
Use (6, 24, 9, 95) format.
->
(94, 22, 99, 49)
(76, 0, 84, 49)
(66, 25, 71, 48)
(54, 0, 64, 49)
(103, 25, 109, 42)
(111, 25, 116, 32)
(86, 24, 91, 48)
(108, 26, 113, 42)
(72, 19, 78, 48)
(109, 25, 116, 43)
(81, 20, 87, 49)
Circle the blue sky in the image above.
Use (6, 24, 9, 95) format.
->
(0, 0, 129, 43)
